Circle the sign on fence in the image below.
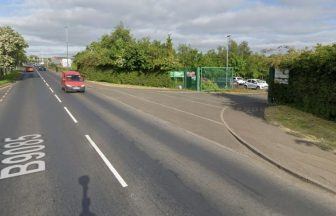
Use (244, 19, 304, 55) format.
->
(169, 71, 184, 78)
(274, 68, 289, 84)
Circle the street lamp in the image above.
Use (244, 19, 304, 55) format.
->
(226, 34, 231, 88)
(65, 26, 69, 68)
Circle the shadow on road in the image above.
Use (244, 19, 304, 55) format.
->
(215, 93, 268, 120)
(79, 175, 96, 216)
(21, 72, 40, 79)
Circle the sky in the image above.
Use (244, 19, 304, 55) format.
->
(0, 0, 335, 57)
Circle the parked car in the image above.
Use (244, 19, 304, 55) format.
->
(25, 66, 35, 73)
(244, 79, 268, 90)
(233, 77, 246, 85)
(61, 71, 85, 93)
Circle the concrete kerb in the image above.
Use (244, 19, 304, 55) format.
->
(220, 107, 336, 195)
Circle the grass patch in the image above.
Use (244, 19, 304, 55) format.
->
(0, 70, 21, 87)
(265, 105, 336, 151)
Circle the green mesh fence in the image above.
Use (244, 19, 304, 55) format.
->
(200, 67, 234, 91)
(171, 67, 234, 91)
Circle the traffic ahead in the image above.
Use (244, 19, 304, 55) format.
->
(0, 68, 335, 216)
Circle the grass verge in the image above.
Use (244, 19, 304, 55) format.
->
(265, 105, 336, 151)
(0, 70, 21, 87)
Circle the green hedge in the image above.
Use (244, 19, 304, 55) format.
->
(269, 44, 336, 121)
(81, 68, 174, 88)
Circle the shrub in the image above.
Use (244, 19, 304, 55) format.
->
(201, 79, 220, 91)
(269, 44, 336, 121)
(81, 69, 174, 88)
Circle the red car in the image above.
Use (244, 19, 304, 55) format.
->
(61, 71, 85, 93)
(25, 66, 35, 72)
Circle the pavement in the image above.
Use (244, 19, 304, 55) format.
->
(222, 94, 336, 194)
(0, 70, 335, 216)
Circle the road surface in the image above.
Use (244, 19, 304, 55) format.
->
(0, 71, 335, 216)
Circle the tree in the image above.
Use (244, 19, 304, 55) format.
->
(177, 44, 202, 68)
(238, 41, 251, 58)
(0, 26, 28, 78)
(28, 55, 39, 63)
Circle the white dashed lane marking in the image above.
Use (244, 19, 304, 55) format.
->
(85, 135, 128, 188)
(64, 106, 78, 123)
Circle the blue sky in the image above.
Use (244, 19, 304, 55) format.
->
(0, 0, 335, 56)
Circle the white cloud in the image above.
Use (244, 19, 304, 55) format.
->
(0, 0, 335, 56)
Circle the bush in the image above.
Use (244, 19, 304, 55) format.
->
(81, 68, 174, 88)
(201, 79, 220, 91)
(269, 44, 336, 121)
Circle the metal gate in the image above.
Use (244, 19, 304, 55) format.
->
(200, 67, 234, 91)
(172, 67, 234, 91)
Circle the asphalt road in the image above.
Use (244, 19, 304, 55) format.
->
(0, 70, 335, 216)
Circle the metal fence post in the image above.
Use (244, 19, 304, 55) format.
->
(196, 67, 201, 92)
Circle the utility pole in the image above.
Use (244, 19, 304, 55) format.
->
(65, 26, 69, 68)
(226, 34, 231, 88)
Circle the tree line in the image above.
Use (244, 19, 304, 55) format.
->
(74, 24, 290, 79)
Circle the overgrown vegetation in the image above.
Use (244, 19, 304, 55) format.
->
(74, 24, 285, 87)
(0, 70, 21, 86)
(269, 44, 336, 121)
(265, 105, 336, 151)
(82, 69, 173, 87)
(201, 80, 220, 92)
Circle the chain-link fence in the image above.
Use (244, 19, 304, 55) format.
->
(200, 67, 234, 91)
(170, 67, 234, 91)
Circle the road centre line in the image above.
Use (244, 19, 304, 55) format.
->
(98, 91, 242, 155)
(85, 135, 128, 188)
(37, 72, 62, 105)
(64, 107, 78, 123)
(54, 94, 62, 103)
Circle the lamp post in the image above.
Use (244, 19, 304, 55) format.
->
(226, 34, 231, 88)
(65, 26, 69, 68)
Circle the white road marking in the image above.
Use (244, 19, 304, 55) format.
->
(46, 83, 50, 87)
(0, 85, 13, 102)
(111, 89, 225, 126)
(49, 87, 54, 93)
(85, 135, 128, 187)
(54, 94, 62, 103)
(64, 107, 78, 123)
(99, 92, 243, 156)
(155, 92, 223, 109)
(0, 134, 46, 180)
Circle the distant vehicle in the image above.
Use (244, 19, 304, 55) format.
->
(25, 66, 35, 73)
(244, 79, 268, 90)
(38, 66, 47, 72)
(233, 77, 246, 85)
(61, 71, 85, 93)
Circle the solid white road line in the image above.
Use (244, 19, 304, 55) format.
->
(64, 107, 78, 123)
(54, 94, 62, 103)
(85, 135, 128, 188)
(111, 89, 225, 126)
